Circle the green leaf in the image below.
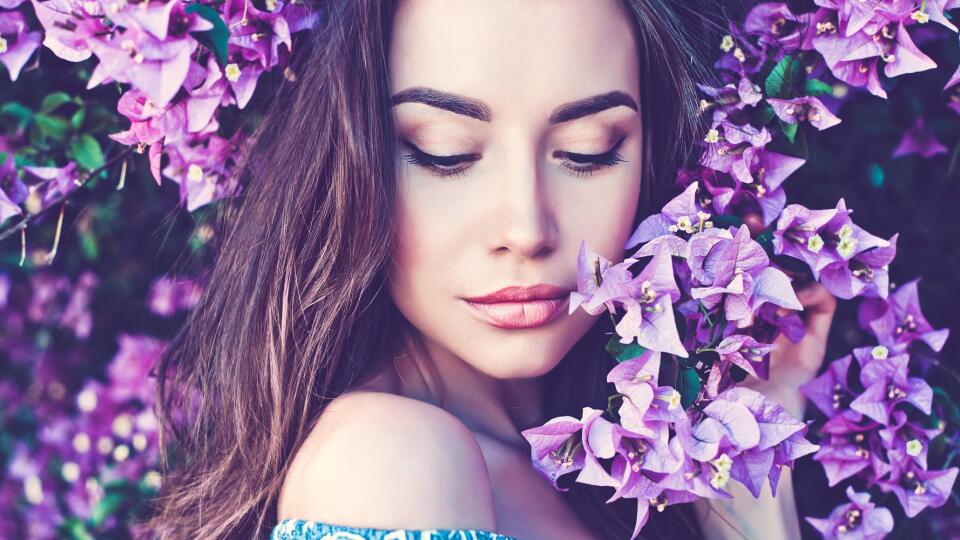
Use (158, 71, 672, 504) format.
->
(751, 103, 776, 127)
(89, 491, 125, 527)
(59, 518, 96, 540)
(710, 214, 745, 229)
(755, 228, 775, 257)
(679, 367, 702, 410)
(764, 55, 794, 98)
(40, 92, 73, 114)
(867, 162, 885, 188)
(1, 101, 34, 127)
(779, 119, 798, 143)
(80, 231, 99, 260)
(804, 78, 833, 96)
(186, 4, 230, 66)
(34, 113, 71, 140)
(70, 134, 105, 171)
(70, 108, 87, 130)
(605, 335, 648, 363)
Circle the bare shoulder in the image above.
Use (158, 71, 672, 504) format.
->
(277, 390, 496, 530)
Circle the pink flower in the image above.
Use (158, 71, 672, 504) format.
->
(0, 10, 42, 81)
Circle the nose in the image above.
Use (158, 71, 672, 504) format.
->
(490, 145, 559, 260)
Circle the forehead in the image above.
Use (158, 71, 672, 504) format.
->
(389, 0, 640, 121)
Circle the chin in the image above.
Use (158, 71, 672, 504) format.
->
(466, 324, 591, 379)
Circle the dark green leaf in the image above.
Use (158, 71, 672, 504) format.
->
(710, 214, 745, 229)
(34, 113, 71, 140)
(867, 162, 885, 188)
(70, 134, 105, 170)
(59, 518, 95, 540)
(70, 108, 87, 130)
(755, 228, 774, 257)
(81, 231, 99, 260)
(679, 367, 702, 410)
(605, 335, 648, 363)
(780, 119, 798, 143)
(1, 101, 34, 127)
(764, 55, 794, 98)
(186, 4, 230, 66)
(40, 92, 73, 114)
(730, 365, 749, 382)
(804, 78, 833, 96)
(89, 492, 125, 527)
(751, 103, 776, 127)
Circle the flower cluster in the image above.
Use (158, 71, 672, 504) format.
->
(0, 266, 203, 536)
(526, 212, 818, 538)
(524, 1, 960, 538)
(0, 0, 319, 218)
(801, 280, 957, 529)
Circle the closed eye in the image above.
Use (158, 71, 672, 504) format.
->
(399, 136, 629, 180)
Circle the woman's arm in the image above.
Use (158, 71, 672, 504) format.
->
(694, 283, 837, 540)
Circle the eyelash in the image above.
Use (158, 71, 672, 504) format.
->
(400, 136, 628, 180)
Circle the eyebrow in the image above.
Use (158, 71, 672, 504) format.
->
(391, 87, 638, 124)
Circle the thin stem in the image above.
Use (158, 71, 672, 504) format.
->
(0, 147, 133, 243)
(42, 203, 66, 265)
(18, 227, 26, 266)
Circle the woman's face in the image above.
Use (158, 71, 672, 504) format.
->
(388, 0, 642, 379)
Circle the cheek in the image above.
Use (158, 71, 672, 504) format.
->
(559, 165, 642, 263)
(387, 183, 470, 342)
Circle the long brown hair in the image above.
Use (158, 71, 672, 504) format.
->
(143, 1, 722, 538)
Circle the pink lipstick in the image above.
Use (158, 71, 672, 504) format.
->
(461, 284, 572, 329)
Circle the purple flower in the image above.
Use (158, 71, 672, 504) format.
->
(696, 74, 763, 123)
(162, 134, 242, 211)
(22, 162, 82, 212)
(878, 462, 959, 518)
(802, 354, 863, 420)
(706, 335, 776, 396)
(109, 89, 189, 184)
(184, 57, 233, 132)
(106, 334, 166, 405)
(808, 6, 937, 88)
(148, 276, 203, 317)
(812, 418, 886, 486)
(86, 20, 209, 108)
(850, 351, 933, 425)
(570, 241, 618, 315)
(768, 96, 842, 130)
(676, 396, 761, 463)
(858, 278, 950, 352)
(743, 3, 813, 50)
(578, 411, 684, 502)
(0, 10, 42, 81)
(626, 182, 708, 248)
(814, 199, 895, 299)
(687, 225, 801, 327)
(59, 271, 98, 339)
(0, 152, 24, 222)
(521, 408, 593, 491)
(699, 122, 806, 217)
(878, 410, 941, 470)
(715, 387, 815, 497)
(891, 117, 949, 158)
(29, 0, 106, 62)
(606, 350, 662, 434)
(805, 485, 894, 540)
(612, 244, 687, 357)
(774, 203, 841, 279)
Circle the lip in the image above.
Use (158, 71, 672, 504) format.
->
(461, 284, 572, 329)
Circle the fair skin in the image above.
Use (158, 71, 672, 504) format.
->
(277, 1, 837, 539)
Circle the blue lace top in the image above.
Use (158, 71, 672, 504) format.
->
(271, 518, 520, 540)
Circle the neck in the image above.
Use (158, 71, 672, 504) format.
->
(396, 329, 544, 448)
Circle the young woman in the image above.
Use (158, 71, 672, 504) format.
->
(145, 1, 835, 538)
